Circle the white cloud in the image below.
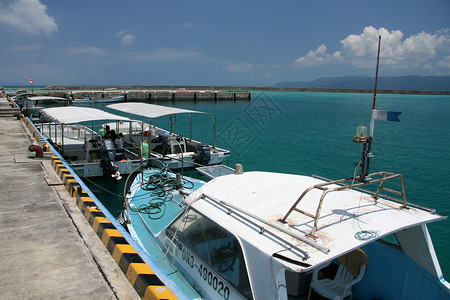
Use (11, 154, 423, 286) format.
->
(121, 34, 135, 45)
(261, 71, 275, 79)
(226, 61, 266, 72)
(7, 43, 43, 52)
(116, 30, 135, 45)
(0, 0, 57, 36)
(115, 30, 127, 37)
(294, 26, 450, 71)
(127, 48, 202, 60)
(65, 46, 106, 55)
(227, 62, 254, 72)
(437, 56, 450, 68)
(295, 44, 341, 66)
(178, 22, 195, 28)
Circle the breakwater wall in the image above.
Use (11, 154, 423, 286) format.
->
(40, 89, 251, 101)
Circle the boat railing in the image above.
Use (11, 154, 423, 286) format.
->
(279, 171, 410, 238)
(38, 123, 89, 141)
(201, 193, 329, 256)
(64, 125, 87, 140)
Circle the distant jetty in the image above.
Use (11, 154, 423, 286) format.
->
(40, 86, 251, 101)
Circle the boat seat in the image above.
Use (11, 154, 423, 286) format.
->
(166, 137, 186, 154)
(307, 249, 367, 300)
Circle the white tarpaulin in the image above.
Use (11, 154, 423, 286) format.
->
(40, 106, 133, 124)
(107, 102, 211, 119)
(28, 96, 70, 102)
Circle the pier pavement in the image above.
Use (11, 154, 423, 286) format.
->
(0, 96, 139, 299)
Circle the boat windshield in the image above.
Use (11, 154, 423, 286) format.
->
(168, 207, 253, 299)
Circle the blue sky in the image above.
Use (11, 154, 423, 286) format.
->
(0, 0, 449, 86)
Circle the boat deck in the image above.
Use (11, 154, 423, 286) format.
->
(126, 169, 206, 299)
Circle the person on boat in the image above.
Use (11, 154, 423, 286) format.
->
(103, 125, 111, 139)
(142, 140, 149, 159)
(109, 129, 118, 141)
(108, 130, 125, 161)
(115, 132, 124, 152)
(114, 132, 126, 161)
(99, 125, 106, 137)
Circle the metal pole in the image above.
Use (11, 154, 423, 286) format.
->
(189, 113, 192, 140)
(365, 35, 381, 179)
(370, 35, 381, 138)
(359, 142, 368, 181)
(212, 115, 216, 148)
(61, 124, 65, 153)
(372, 35, 381, 111)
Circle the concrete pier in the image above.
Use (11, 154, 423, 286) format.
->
(29, 88, 251, 102)
(0, 96, 140, 299)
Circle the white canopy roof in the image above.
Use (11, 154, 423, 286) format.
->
(40, 106, 133, 124)
(186, 171, 445, 272)
(107, 102, 211, 119)
(28, 96, 70, 102)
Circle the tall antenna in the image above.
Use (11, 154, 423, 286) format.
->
(356, 35, 381, 181)
(370, 35, 382, 137)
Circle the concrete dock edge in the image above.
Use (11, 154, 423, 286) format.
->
(0, 92, 187, 300)
(24, 115, 180, 299)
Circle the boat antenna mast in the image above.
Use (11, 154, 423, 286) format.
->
(29, 65, 34, 93)
(353, 35, 381, 182)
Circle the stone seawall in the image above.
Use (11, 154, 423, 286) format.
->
(42, 89, 251, 101)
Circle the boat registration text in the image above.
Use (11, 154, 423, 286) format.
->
(173, 239, 246, 300)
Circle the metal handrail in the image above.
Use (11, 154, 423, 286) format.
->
(201, 194, 330, 256)
(279, 171, 408, 238)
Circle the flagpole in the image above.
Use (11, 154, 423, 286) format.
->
(359, 35, 381, 181)
(370, 35, 381, 138)
(29, 65, 34, 93)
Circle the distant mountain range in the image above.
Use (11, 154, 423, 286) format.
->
(274, 75, 450, 91)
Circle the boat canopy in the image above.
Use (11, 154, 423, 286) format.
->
(185, 171, 446, 272)
(28, 96, 70, 102)
(107, 102, 212, 119)
(40, 106, 133, 124)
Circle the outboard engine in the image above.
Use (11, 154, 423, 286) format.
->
(100, 139, 120, 179)
(194, 143, 211, 166)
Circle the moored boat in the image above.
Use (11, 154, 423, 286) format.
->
(121, 161, 449, 299)
(20, 96, 71, 118)
(106, 102, 230, 170)
(38, 106, 143, 179)
(72, 95, 124, 104)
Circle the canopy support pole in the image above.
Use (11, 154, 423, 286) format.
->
(212, 115, 216, 148)
(189, 113, 193, 140)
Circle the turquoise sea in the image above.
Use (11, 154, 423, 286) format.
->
(83, 91, 450, 278)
